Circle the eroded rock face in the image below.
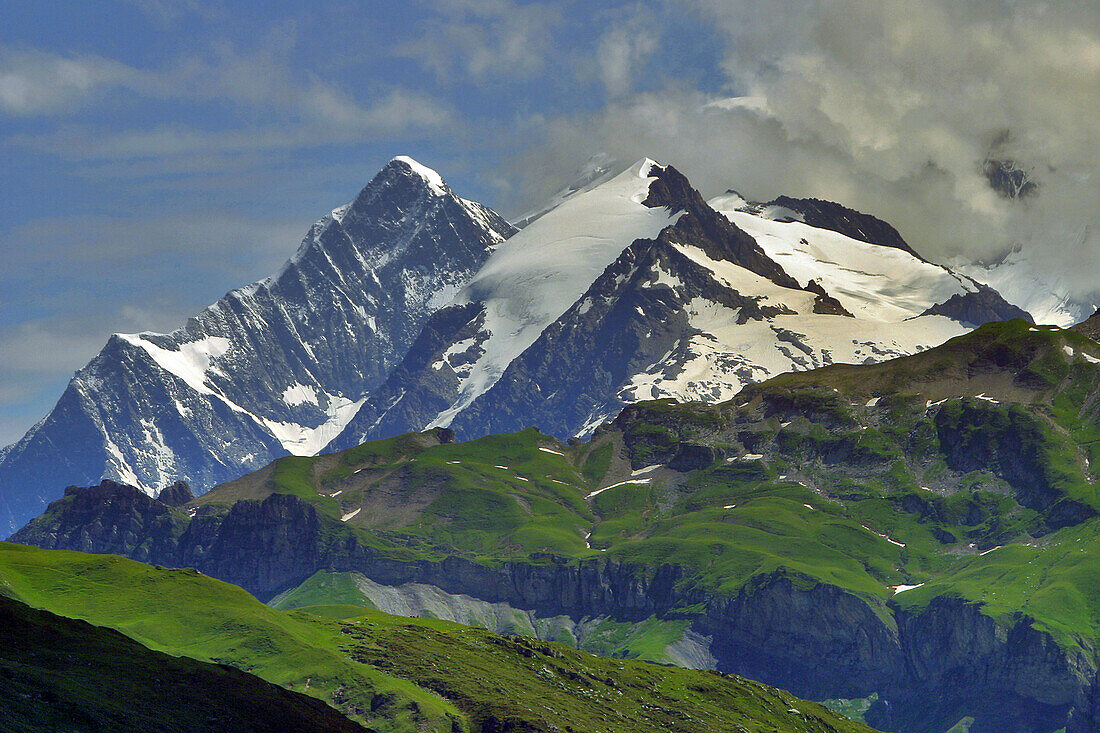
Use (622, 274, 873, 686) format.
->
(1071, 309, 1100, 342)
(698, 574, 904, 700)
(11, 480, 183, 564)
(157, 481, 194, 507)
(877, 598, 1088, 733)
(933, 402, 1097, 528)
(16, 480, 1100, 733)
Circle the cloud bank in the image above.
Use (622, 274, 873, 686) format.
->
(513, 0, 1100, 299)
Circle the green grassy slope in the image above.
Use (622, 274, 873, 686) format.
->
(334, 607, 873, 733)
(602, 320, 1100, 643)
(0, 594, 365, 733)
(0, 542, 876, 733)
(0, 542, 459, 733)
(197, 427, 596, 561)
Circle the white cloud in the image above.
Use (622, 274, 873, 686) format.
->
(12, 86, 454, 163)
(2, 35, 457, 156)
(396, 0, 561, 82)
(596, 26, 659, 97)
(0, 48, 138, 115)
(512, 0, 1100, 301)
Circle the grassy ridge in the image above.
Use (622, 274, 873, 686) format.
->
(199, 427, 597, 562)
(238, 321, 1100, 650)
(0, 542, 458, 732)
(0, 594, 364, 733)
(0, 542, 877, 733)
(335, 607, 875, 733)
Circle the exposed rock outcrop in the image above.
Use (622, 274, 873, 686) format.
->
(920, 284, 1034, 327)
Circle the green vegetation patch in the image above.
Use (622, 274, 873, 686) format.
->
(0, 594, 364, 733)
(0, 542, 458, 732)
(0, 542, 875, 733)
(340, 610, 877, 733)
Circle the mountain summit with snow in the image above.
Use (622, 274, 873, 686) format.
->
(0, 157, 513, 533)
(0, 156, 1029, 534)
(329, 160, 1028, 448)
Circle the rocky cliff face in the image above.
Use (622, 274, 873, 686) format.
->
(15, 480, 185, 564)
(14, 480, 1099, 733)
(882, 598, 1088, 733)
(1071, 309, 1100, 341)
(0, 157, 514, 535)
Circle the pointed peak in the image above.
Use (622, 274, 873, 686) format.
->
(330, 154, 455, 230)
(386, 155, 448, 196)
(628, 157, 664, 178)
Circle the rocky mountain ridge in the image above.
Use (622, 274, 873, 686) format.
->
(332, 161, 1026, 448)
(19, 319, 1100, 732)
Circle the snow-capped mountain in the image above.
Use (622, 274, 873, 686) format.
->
(0, 157, 514, 534)
(329, 160, 1028, 448)
(0, 154, 1031, 535)
(712, 192, 1032, 327)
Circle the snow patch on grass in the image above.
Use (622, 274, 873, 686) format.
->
(892, 583, 924, 594)
(587, 478, 651, 499)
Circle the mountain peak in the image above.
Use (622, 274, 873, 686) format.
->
(0, 154, 515, 534)
(386, 155, 448, 196)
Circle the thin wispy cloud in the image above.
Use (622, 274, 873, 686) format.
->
(396, 0, 562, 83)
(12, 89, 455, 163)
(0, 48, 139, 115)
(3, 36, 458, 165)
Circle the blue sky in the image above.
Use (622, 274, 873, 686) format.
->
(0, 0, 728, 443)
(2, 0, 1099, 444)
